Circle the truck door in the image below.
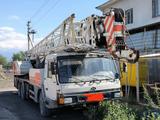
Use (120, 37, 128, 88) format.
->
(44, 61, 57, 100)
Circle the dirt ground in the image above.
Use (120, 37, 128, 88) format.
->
(0, 72, 86, 120)
(0, 72, 15, 91)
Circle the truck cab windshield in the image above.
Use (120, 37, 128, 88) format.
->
(58, 57, 119, 83)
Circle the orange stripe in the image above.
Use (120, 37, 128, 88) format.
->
(35, 72, 41, 86)
(84, 93, 104, 102)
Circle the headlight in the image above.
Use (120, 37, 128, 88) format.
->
(64, 98, 72, 104)
(114, 92, 121, 98)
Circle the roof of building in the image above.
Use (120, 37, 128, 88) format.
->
(96, 0, 120, 11)
(140, 53, 160, 58)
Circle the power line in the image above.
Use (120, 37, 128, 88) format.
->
(30, 0, 51, 20)
(33, 0, 61, 26)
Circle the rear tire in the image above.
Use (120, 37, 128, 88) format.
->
(39, 92, 51, 117)
(17, 83, 21, 97)
(20, 82, 26, 100)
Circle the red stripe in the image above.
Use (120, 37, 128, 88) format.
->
(106, 16, 114, 33)
(107, 28, 114, 43)
(104, 16, 110, 28)
(111, 38, 116, 45)
(104, 15, 116, 52)
(108, 47, 112, 52)
(108, 37, 116, 52)
(106, 27, 114, 50)
(108, 43, 116, 52)
(110, 38, 116, 46)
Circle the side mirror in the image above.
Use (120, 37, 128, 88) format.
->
(122, 63, 127, 72)
(115, 73, 120, 79)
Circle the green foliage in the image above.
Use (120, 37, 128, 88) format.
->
(87, 100, 160, 120)
(12, 51, 25, 61)
(141, 84, 160, 120)
(142, 111, 160, 120)
(0, 55, 7, 66)
(142, 85, 155, 107)
(87, 101, 136, 120)
(102, 101, 136, 120)
(3, 62, 12, 69)
(154, 84, 160, 108)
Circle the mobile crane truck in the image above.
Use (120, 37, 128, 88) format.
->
(13, 8, 139, 116)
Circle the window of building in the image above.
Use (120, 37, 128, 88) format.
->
(125, 8, 133, 25)
(152, 0, 160, 17)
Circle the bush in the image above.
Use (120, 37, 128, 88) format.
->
(141, 84, 160, 120)
(101, 101, 136, 120)
(87, 100, 160, 120)
(87, 101, 136, 120)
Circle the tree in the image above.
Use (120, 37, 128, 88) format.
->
(0, 55, 7, 66)
(12, 51, 25, 61)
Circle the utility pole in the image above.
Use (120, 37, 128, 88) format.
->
(27, 21, 36, 51)
(27, 21, 31, 51)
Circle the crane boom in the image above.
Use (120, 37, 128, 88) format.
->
(27, 8, 139, 63)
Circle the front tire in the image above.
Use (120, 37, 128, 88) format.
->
(39, 92, 51, 117)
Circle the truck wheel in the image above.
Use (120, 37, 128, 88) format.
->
(25, 84, 29, 100)
(39, 92, 51, 117)
(17, 83, 21, 97)
(20, 83, 26, 100)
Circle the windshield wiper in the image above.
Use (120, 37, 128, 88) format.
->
(70, 76, 85, 83)
(71, 76, 98, 84)
(92, 74, 115, 81)
(59, 75, 83, 83)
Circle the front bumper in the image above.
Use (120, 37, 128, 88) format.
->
(45, 90, 121, 109)
(61, 90, 121, 105)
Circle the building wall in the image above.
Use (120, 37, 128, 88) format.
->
(98, 0, 160, 52)
(102, 0, 160, 30)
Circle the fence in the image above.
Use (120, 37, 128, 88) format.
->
(126, 29, 160, 52)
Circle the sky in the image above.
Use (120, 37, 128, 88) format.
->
(0, 0, 107, 60)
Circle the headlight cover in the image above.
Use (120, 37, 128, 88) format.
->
(64, 97, 73, 104)
(114, 92, 121, 98)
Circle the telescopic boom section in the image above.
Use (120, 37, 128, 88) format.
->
(28, 14, 79, 59)
(27, 13, 96, 59)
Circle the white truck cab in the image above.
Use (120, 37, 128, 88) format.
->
(43, 51, 121, 110)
